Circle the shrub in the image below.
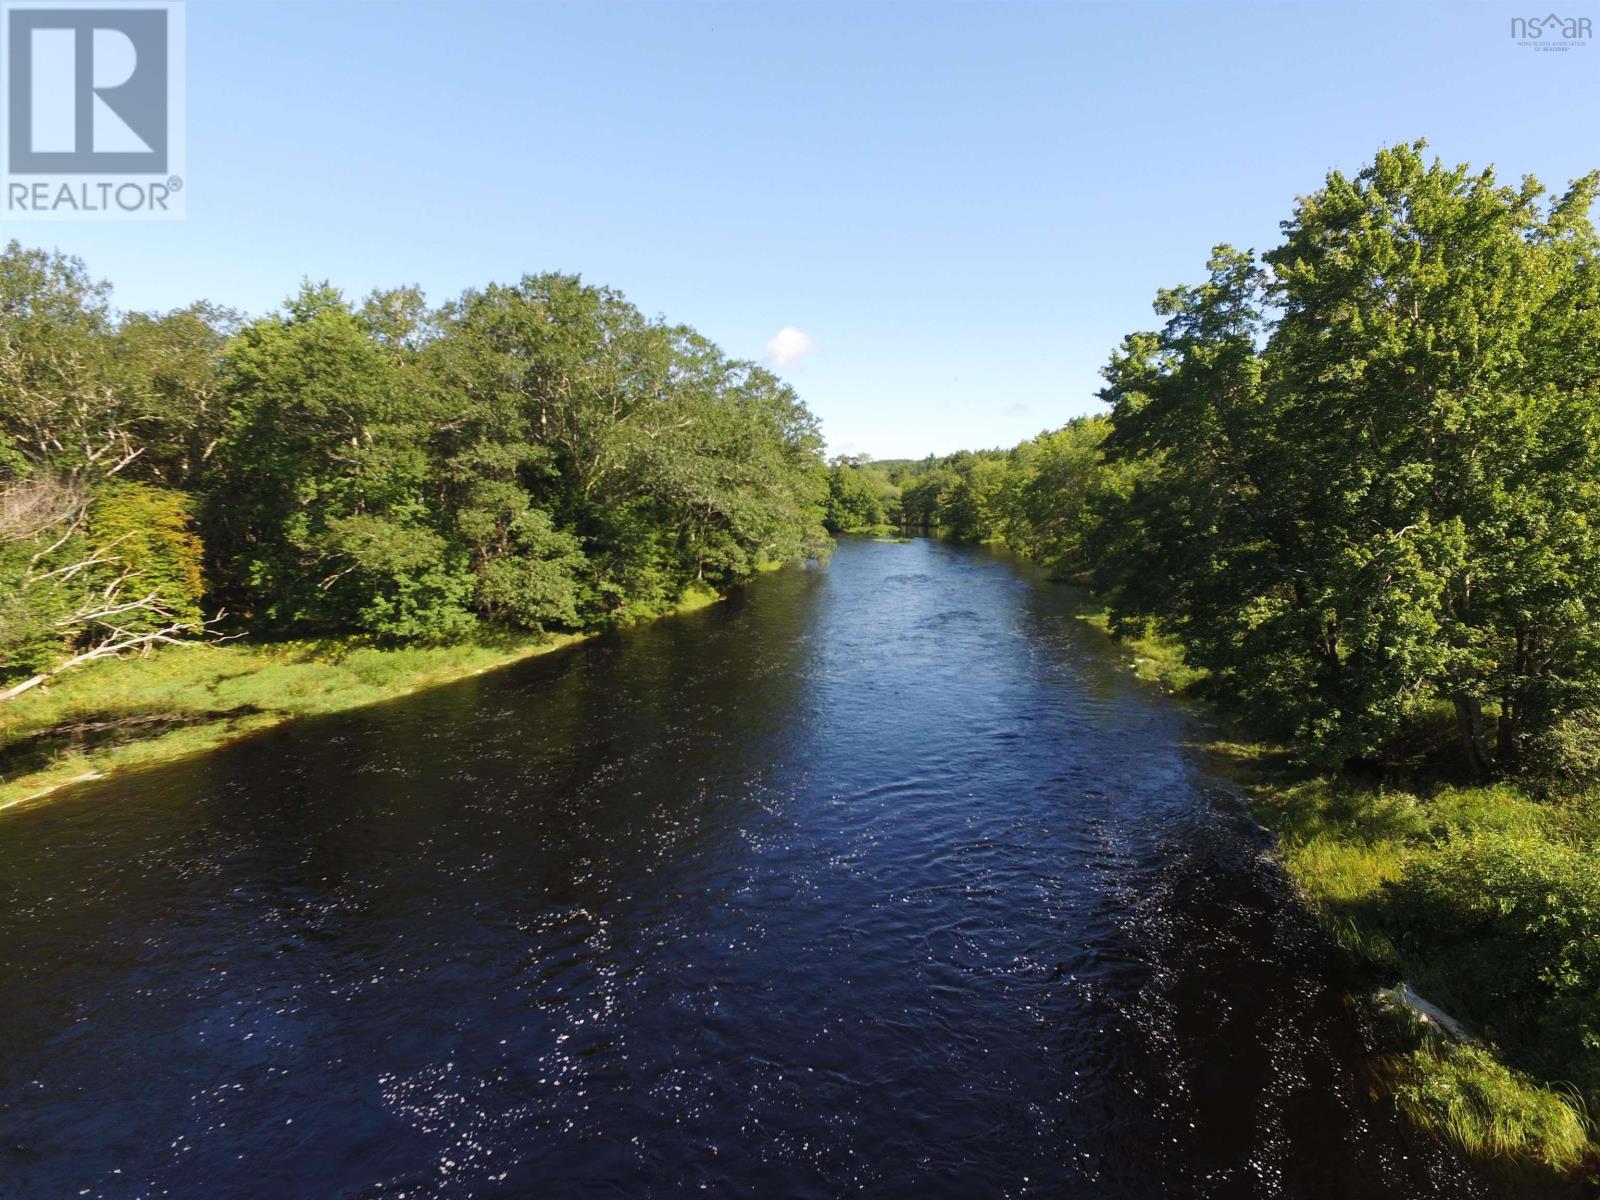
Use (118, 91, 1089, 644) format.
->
(1521, 707, 1600, 798)
(322, 515, 478, 644)
(88, 480, 205, 630)
(1389, 832, 1600, 1092)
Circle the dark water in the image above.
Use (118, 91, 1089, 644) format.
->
(0, 538, 1504, 1199)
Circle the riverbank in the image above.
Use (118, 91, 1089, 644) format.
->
(3, 532, 1485, 1197)
(0, 582, 731, 815)
(1075, 601, 1597, 1177)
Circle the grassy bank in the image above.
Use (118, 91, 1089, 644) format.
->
(1251, 772, 1597, 1170)
(1077, 603, 1598, 1175)
(1073, 604, 1205, 693)
(0, 581, 727, 814)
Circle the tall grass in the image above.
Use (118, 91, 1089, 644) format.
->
(1075, 606, 1206, 693)
(1077, 611, 1600, 1173)
(1395, 1043, 1591, 1171)
(1246, 772, 1600, 1171)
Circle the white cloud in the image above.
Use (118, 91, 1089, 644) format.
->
(764, 326, 816, 370)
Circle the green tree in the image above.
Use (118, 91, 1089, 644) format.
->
(994, 417, 1130, 578)
(1265, 143, 1600, 770)
(0, 242, 125, 478)
(110, 304, 237, 489)
(208, 283, 475, 641)
(1095, 143, 1600, 771)
(88, 480, 205, 631)
(426, 274, 827, 626)
(825, 458, 895, 532)
(1, 476, 212, 698)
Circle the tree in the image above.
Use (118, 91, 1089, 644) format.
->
(1094, 142, 1600, 772)
(995, 417, 1129, 578)
(0, 242, 135, 479)
(0, 246, 832, 683)
(0, 476, 212, 700)
(110, 303, 238, 489)
(825, 458, 895, 532)
(207, 283, 476, 641)
(1265, 143, 1600, 770)
(426, 274, 828, 625)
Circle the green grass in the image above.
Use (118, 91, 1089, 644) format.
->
(0, 632, 574, 811)
(1075, 605, 1206, 693)
(1394, 1042, 1591, 1171)
(666, 580, 726, 611)
(1240, 772, 1600, 1172)
(0, 581, 742, 814)
(1074, 607, 1600, 1175)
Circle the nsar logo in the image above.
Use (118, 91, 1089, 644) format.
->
(1510, 11, 1592, 51)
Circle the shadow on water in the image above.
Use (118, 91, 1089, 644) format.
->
(0, 537, 1550, 1198)
(0, 708, 265, 778)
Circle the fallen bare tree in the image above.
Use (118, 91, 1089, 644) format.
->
(0, 611, 211, 702)
(0, 475, 219, 702)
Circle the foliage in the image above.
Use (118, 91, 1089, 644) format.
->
(1093, 142, 1600, 771)
(418, 273, 828, 629)
(0, 243, 831, 679)
(109, 303, 238, 488)
(824, 456, 899, 532)
(1074, 604, 1203, 692)
(1521, 707, 1600, 799)
(1242, 764, 1600, 1166)
(1, 475, 210, 690)
(0, 242, 120, 478)
(1390, 831, 1600, 1094)
(88, 480, 205, 630)
(870, 419, 1129, 579)
(1394, 1042, 1590, 1169)
(205, 283, 471, 641)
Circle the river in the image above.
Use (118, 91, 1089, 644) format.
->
(0, 536, 1510, 1198)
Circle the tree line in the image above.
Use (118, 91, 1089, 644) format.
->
(837, 142, 1600, 784)
(0, 245, 830, 698)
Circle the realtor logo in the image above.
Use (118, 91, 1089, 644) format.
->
(2, 2, 185, 219)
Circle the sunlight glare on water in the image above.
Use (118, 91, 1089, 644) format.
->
(0, 538, 1508, 1198)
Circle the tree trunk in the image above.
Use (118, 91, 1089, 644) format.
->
(1496, 692, 1518, 765)
(0, 673, 48, 702)
(1453, 694, 1493, 780)
(0, 623, 206, 703)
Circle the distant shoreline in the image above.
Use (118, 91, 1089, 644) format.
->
(0, 581, 738, 817)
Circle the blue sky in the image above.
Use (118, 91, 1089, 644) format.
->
(17, 1, 1599, 458)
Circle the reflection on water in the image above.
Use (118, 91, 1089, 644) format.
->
(0, 537, 1507, 1198)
